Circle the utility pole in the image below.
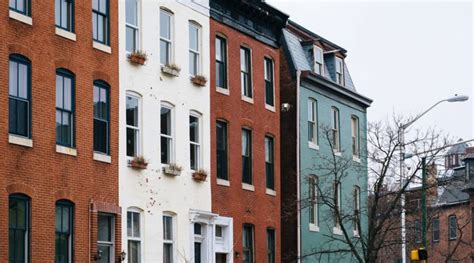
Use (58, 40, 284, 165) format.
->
(421, 157, 427, 248)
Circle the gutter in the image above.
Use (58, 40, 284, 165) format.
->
(296, 70, 302, 263)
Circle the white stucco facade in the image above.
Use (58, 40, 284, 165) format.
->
(118, 1, 232, 262)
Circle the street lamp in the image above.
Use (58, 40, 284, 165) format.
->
(399, 94, 469, 263)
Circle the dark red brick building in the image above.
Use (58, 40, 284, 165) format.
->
(209, 0, 288, 262)
(0, 1, 120, 262)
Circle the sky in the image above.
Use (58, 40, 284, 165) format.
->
(267, 0, 474, 141)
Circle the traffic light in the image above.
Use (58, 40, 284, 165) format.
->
(410, 247, 428, 261)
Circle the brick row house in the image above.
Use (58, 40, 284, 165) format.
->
(0, 0, 120, 262)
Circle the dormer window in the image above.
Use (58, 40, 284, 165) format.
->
(335, 57, 344, 85)
(314, 46, 324, 75)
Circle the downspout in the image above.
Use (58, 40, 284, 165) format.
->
(296, 70, 301, 263)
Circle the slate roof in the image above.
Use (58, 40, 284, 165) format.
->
(447, 139, 470, 155)
(435, 178, 469, 207)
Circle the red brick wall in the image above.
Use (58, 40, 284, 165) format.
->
(0, 1, 120, 262)
(210, 19, 282, 262)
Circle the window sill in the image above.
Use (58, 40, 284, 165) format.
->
(93, 41, 111, 54)
(242, 183, 255, 192)
(353, 230, 360, 238)
(265, 188, 276, 196)
(9, 134, 33, 148)
(217, 178, 230, 187)
(9, 10, 32, 25)
(93, 152, 111, 163)
(353, 156, 361, 163)
(265, 104, 276, 112)
(241, 96, 254, 104)
(56, 145, 77, 157)
(216, 87, 230, 96)
(308, 142, 319, 150)
(334, 151, 342, 157)
(55, 27, 76, 41)
(333, 227, 343, 236)
(309, 224, 320, 232)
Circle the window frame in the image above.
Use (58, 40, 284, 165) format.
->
(264, 57, 275, 107)
(9, 193, 30, 263)
(189, 21, 201, 76)
(216, 120, 228, 181)
(307, 98, 318, 146)
(448, 215, 457, 240)
(351, 116, 360, 158)
(215, 35, 228, 90)
(159, 8, 173, 65)
(93, 80, 110, 155)
(56, 68, 75, 148)
(125, 0, 140, 53)
(335, 57, 344, 85)
(162, 214, 175, 263)
(241, 128, 253, 185)
(334, 181, 342, 230)
(127, 210, 142, 263)
(189, 112, 202, 171)
(309, 176, 319, 228)
(97, 213, 115, 263)
(126, 92, 141, 157)
(9, 0, 30, 16)
(432, 217, 440, 243)
(92, 0, 110, 45)
(55, 0, 74, 32)
(240, 46, 252, 99)
(353, 186, 360, 235)
(266, 228, 276, 263)
(9, 54, 32, 138)
(160, 103, 175, 165)
(313, 45, 324, 75)
(242, 224, 254, 263)
(55, 200, 74, 263)
(265, 135, 275, 190)
(331, 107, 340, 152)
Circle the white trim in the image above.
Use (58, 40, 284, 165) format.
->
(93, 41, 112, 54)
(242, 183, 255, 192)
(309, 223, 320, 232)
(126, 93, 142, 157)
(56, 145, 77, 157)
(308, 142, 319, 150)
(265, 104, 276, 112)
(8, 134, 33, 148)
(333, 227, 343, 236)
(55, 27, 77, 41)
(353, 156, 361, 163)
(334, 151, 342, 157)
(353, 230, 360, 238)
(216, 179, 230, 187)
(94, 153, 112, 163)
(216, 87, 229, 95)
(241, 96, 254, 104)
(9, 10, 32, 25)
(265, 188, 276, 196)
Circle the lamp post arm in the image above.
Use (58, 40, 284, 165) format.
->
(401, 99, 448, 130)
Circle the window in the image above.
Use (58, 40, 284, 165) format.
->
(243, 224, 254, 263)
(97, 214, 115, 263)
(163, 215, 174, 263)
(432, 217, 440, 242)
(265, 136, 274, 190)
(448, 215, 457, 240)
(125, 0, 139, 52)
(9, 0, 30, 16)
(353, 186, 360, 234)
(215, 36, 227, 89)
(240, 47, 252, 98)
(55, 201, 73, 263)
(126, 94, 140, 157)
(216, 121, 228, 180)
(9, 55, 31, 138)
(264, 57, 274, 107)
(94, 81, 109, 154)
(307, 99, 317, 145)
(127, 211, 141, 263)
(267, 228, 275, 263)
(194, 223, 203, 263)
(160, 9, 172, 65)
(334, 181, 342, 229)
(56, 69, 75, 148)
(242, 129, 252, 185)
(215, 225, 223, 239)
(161, 105, 174, 164)
(189, 22, 200, 75)
(331, 107, 340, 152)
(309, 176, 318, 227)
(189, 114, 201, 170)
(414, 220, 422, 244)
(335, 57, 344, 85)
(55, 0, 74, 31)
(314, 46, 324, 75)
(351, 116, 360, 158)
(9, 194, 30, 263)
(92, 0, 109, 45)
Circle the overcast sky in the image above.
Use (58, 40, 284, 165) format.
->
(267, 0, 473, 141)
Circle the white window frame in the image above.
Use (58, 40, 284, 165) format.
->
(333, 181, 342, 234)
(160, 103, 175, 165)
(314, 46, 324, 75)
(240, 46, 253, 101)
(189, 21, 201, 76)
(215, 34, 228, 92)
(264, 57, 275, 109)
(351, 116, 360, 159)
(353, 186, 360, 236)
(335, 57, 344, 85)
(331, 107, 340, 153)
(126, 92, 141, 157)
(160, 8, 173, 65)
(163, 213, 176, 263)
(127, 209, 142, 263)
(125, 0, 140, 53)
(308, 98, 318, 148)
(309, 176, 319, 231)
(189, 111, 202, 171)
(97, 213, 115, 263)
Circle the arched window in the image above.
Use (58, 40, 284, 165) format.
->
(56, 68, 75, 148)
(351, 115, 360, 158)
(160, 102, 175, 164)
(189, 21, 201, 75)
(307, 98, 318, 146)
(127, 208, 143, 263)
(264, 57, 274, 107)
(163, 212, 176, 263)
(9, 193, 31, 262)
(9, 54, 32, 138)
(160, 8, 174, 65)
(94, 80, 110, 155)
(55, 200, 74, 263)
(331, 107, 340, 152)
(126, 92, 141, 157)
(126, 0, 140, 52)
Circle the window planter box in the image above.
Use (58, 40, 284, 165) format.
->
(192, 170, 208, 182)
(129, 156, 148, 170)
(161, 64, 181, 77)
(128, 51, 147, 65)
(191, 75, 207, 87)
(163, 164, 182, 176)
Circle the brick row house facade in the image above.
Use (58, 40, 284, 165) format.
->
(0, 0, 121, 262)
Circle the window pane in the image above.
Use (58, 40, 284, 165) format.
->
(189, 24, 199, 51)
(17, 63, 27, 99)
(94, 119, 107, 153)
(128, 240, 140, 263)
(63, 77, 72, 111)
(163, 243, 172, 263)
(126, 0, 137, 26)
(98, 215, 111, 242)
(126, 128, 137, 157)
(126, 96, 139, 127)
(160, 11, 170, 39)
(93, 14, 98, 40)
(93, 0, 99, 10)
(9, 61, 17, 96)
(160, 40, 169, 65)
(161, 137, 170, 164)
(97, 245, 111, 263)
(126, 26, 136, 53)
(99, 0, 107, 13)
(163, 216, 172, 240)
(133, 212, 140, 237)
(216, 121, 228, 180)
(56, 75, 63, 108)
(189, 116, 199, 143)
(161, 107, 171, 135)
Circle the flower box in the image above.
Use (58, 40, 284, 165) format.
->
(191, 75, 207, 87)
(192, 170, 208, 182)
(129, 156, 148, 170)
(127, 51, 147, 65)
(161, 64, 181, 77)
(163, 164, 182, 176)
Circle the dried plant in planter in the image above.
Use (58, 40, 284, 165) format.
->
(192, 169, 208, 182)
(130, 156, 148, 170)
(161, 63, 181, 77)
(191, 75, 207, 87)
(127, 51, 147, 65)
(163, 163, 182, 176)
